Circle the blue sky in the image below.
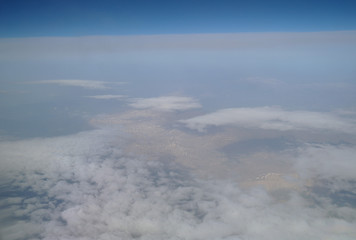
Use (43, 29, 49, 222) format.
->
(1, 0, 356, 37)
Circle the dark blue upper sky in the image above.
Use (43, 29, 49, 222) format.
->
(1, 0, 356, 37)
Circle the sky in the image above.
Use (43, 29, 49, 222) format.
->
(1, 1, 356, 240)
(1, 0, 356, 37)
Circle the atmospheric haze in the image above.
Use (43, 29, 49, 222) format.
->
(1, 32, 356, 240)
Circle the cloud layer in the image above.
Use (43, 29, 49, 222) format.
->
(181, 107, 356, 132)
(129, 96, 201, 111)
(1, 126, 356, 240)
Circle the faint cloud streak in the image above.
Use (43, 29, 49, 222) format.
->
(86, 95, 126, 99)
(129, 96, 201, 112)
(30, 80, 110, 89)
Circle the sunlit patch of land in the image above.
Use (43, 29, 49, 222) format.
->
(90, 109, 303, 193)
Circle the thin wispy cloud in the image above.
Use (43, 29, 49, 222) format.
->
(181, 107, 356, 133)
(129, 96, 201, 112)
(30, 80, 110, 89)
(86, 95, 126, 99)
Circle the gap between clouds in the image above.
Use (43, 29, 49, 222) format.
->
(29, 84, 356, 136)
(13, 79, 356, 135)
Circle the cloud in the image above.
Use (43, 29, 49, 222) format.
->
(30, 80, 110, 89)
(86, 95, 126, 99)
(181, 107, 356, 133)
(1, 126, 356, 240)
(129, 96, 201, 111)
(295, 144, 356, 189)
(291, 144, 356, 210)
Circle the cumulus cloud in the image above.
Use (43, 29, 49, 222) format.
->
(129, 96, 201, 111)
(1, 127, 356, 240)
(86, 95, 126, 99)
(30, 80, 110, 89)
(181, 107, 356, 133)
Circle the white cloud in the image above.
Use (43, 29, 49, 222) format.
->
(30, 80, 110, 89)
(1, 126, 356, 240)
(181, 107, 356, 133)
(295, 144, 356, 181)
(86, 95, 126, 99)
(291, 144, 356, 208)
(129, 96, 201, 111)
